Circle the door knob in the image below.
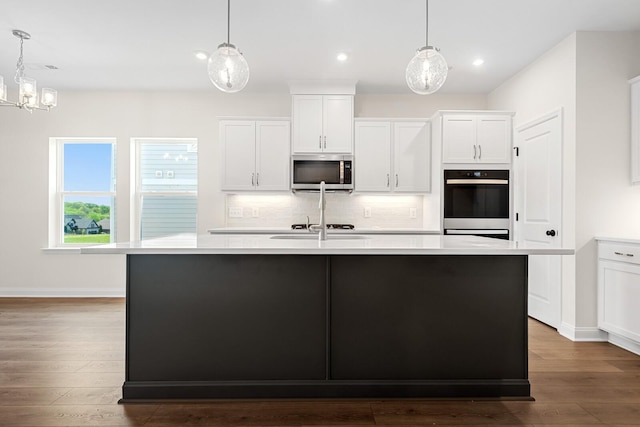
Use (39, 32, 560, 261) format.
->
(546, 229, 556, 237)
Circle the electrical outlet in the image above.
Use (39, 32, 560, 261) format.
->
(166, 170, 175, 178)
(364, 207, 371, 218)
(409, 207, 417, 218)
(228, 207, 243, 218)
(155, 170, 163, 178)
(252, 207, 259, 218)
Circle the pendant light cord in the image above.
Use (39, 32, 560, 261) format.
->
(227, 0, 231, 45)
(425, 0, 429, 48)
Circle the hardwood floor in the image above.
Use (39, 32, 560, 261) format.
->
(1, 298, 639, 426)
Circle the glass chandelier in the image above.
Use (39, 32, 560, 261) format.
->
(0, 29, 58, 112)
(405, 0, 448, 95)
(207, 0, 249, 93)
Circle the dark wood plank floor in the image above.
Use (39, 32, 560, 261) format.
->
(1, 298, 639, 426)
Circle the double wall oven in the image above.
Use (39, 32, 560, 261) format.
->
(443, 170, 510, 240)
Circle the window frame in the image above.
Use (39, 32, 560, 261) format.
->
(48, 137, 117, 248)
(130, 137, 198, 241)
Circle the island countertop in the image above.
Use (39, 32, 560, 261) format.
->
(81, 233, 574, 256)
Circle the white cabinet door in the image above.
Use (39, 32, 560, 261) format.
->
(323, 95, 353, 153)
(354, 121, 391, 192)
(393, 121, 431, 192)
(477, 115, 512, 163)
(292, 95, 323, 153)
(292, 95, 353, 153)
(442, 116, 476, 163)
(599, 259, 640, 343)
(442, 114, 512, 164)
(220, 121, 256, 191)
(256, 121, 290, 191)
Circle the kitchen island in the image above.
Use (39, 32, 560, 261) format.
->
(82, 234, 572, 401)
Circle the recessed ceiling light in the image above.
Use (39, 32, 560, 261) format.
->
(473, 58, 485, 67)
(337, 52, 349, 62)
(193, 50, 209, 61)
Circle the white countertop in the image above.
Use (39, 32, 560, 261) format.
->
(81, 233, 574, 255)
(208, 227, 440, 235)
(595, 236, 640, 245)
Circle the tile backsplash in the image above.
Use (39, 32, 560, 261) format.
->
(225, 193, 438, 229)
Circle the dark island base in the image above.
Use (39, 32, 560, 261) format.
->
(120, 380, 532, 401)
(122, 254, 529, 401)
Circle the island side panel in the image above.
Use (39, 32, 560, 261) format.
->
(330, 255, 528, 382)
(126, 254, 327, 382)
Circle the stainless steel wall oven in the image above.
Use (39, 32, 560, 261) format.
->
(443, 170, 510, 239)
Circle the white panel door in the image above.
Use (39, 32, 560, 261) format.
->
(515, 111, 562, 328)
(292, 95, 323, 153)
(393, 121, 431, 192)
(323, 95, 353, 153)
(354, 121, 391, 192)
(477, 116, 512, 163)
(442, 116, 476, 163)
(256, 121, 290, 191)
(220, 121, 256, 191)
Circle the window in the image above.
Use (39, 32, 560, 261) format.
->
(131, 138, 197, 240)
(49, 138, 116, 246)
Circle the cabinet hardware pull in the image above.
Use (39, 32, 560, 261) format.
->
(324, 136, 326, 149)
(473, 145, 477, 159)
(479, 144, 482, 160)
(396, 174, 399, 187)
(319, 135, 322, 149)
(251, 173, 255, 186)
(614, 251, 624, 256)
(627, 253, 635, 257)
(387, 174, 390, 187)
(256, 173, 259, 186)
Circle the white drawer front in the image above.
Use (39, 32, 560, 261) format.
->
(598, 242, 640, 265)
(598, 260, 640, 342)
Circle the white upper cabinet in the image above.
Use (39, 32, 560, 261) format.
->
(220, 120, 290, 191)
(355, 120, 431, 193)
(292, 95, 353, 153)
(394, 121, 431, 192)
(631, 76, 640, 184)
(441, 112, 513, 164)
(355, 121, 392, 192)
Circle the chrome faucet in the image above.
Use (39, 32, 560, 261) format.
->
(308, 181, 327, 241)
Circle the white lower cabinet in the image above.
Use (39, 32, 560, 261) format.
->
(220, 120, 290, 191)
(597, 240, 640, 349)
(355, 120, 431, 193)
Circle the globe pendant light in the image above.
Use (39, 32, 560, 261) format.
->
(405, 0, 448, 95)
(207, 0, 249, 93)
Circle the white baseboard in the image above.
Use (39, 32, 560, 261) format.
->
(558, 322, 608, 342)
(0, 287, 125, 298)
(608, 333, 640, 356)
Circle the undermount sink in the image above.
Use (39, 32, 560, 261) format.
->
(270, 234, 369, 240)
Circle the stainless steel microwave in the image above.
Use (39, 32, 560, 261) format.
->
(291, 154, 353, 191)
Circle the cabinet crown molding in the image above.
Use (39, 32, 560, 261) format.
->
(288, 80, 357, 95)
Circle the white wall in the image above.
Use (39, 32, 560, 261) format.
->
(488, 31, 640, 336)
(574, 32, 640, 327)
(488, 33, 578, 331)
(0, 91, 486, 296)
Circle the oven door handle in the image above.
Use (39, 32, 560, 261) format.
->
(446, 229, 509, 235)
(445, 179, 509, 185)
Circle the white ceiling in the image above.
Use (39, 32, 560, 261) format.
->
(1, 0, 640, 94)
